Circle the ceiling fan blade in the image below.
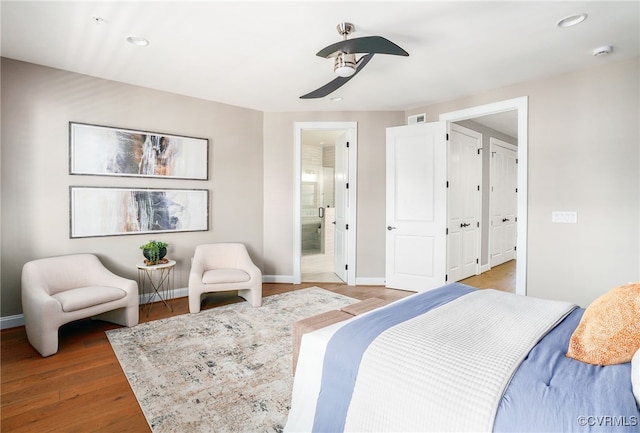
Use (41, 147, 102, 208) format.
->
(316, 36, 409, 58)
(300, 54, 374, 99)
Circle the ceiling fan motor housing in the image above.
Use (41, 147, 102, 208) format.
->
(334, 53, 357, 77)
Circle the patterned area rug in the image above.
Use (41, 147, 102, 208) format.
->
(106, 287, 356, 433)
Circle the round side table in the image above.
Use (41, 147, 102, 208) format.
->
(137, 260, 176, 315)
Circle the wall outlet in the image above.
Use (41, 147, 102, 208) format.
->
(552, 211, 578, 223)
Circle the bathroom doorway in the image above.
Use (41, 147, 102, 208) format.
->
(300, 130, 343, 282)
(293, 122, 357, 285)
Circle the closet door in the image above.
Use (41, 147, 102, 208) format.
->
(447, 124, 482, 282)
(490, 138, 517, 267)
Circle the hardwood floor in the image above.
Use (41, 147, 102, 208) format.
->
(1, 266, 513, 432)
(460, 259, 516, 293)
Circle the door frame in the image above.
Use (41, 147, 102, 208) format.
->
(439, 96, 528, 295)
(293, 122, 358, 285)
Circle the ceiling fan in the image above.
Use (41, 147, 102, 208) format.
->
(300, 22, 409, 99)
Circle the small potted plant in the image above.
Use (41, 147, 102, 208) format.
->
(140, 240, 168, 265)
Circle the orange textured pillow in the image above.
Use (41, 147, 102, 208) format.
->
(566, 283, 640, 366)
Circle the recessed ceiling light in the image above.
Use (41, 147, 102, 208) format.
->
(556, 13, 588, 28)
(330, 97, 343, 102)
(126, 36, 149, 47)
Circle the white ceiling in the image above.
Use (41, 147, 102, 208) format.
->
(1, 1, 638, 114)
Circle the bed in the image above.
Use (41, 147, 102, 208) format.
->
(285, 283, 640, 432)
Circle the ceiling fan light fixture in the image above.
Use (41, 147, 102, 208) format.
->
(334, 53, 356, 77)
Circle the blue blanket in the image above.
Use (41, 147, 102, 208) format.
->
(311, 283, 639, 432)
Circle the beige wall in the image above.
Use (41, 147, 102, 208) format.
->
(1, 58, 264, 317)
(409, 56, 640, 307)
(2, 56, 638, 319)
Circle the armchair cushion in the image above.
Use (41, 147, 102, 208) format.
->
(52, 286, 127, 312)
(202, 269, 251, 285)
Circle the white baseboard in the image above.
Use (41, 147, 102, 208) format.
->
(355, 277, 385, 286)
(480, 264, 491, 274)
(262, 274, 295, 284)
(139, 286, 188, 304)
(1, 314, 25, 329)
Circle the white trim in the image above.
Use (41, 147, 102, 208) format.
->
(1, 314, 25, 329)
(262, 274, 295, 284)
(440, 96, 528, 296)
(355, 277, 386, 286)
(139, 286, 188, 305)
(293, 122, 358, 286)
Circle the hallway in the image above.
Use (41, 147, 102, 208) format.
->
(460, 260, 516, 293)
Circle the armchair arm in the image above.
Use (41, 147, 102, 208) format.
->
(189, 258, 206, 288)
(85, 259, 137, 296)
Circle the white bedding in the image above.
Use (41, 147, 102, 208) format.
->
(286, 289, 576, 433)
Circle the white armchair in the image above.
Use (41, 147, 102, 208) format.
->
(188, 243, 262, 313)
(21, 254, 138, 357)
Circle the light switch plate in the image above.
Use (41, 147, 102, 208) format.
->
(552, 211, 578, 223)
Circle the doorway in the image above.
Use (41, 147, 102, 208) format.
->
(300, 129, 342, 282)
(440, 97, 527, 295)
(293, 122, 358, 285)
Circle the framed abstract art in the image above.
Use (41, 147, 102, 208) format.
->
(69, 122, 208, 180)
(70, 187, 209, 238)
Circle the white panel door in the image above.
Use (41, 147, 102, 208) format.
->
(333, 133, 348, 282)
(447, 124, 482, 282)
(490, 138, 518, 267)
(386, 122, 447, 291)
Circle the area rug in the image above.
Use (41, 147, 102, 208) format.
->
(106, 287, 356, 433)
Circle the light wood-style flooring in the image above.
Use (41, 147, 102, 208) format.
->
(1, 262, 514, 432)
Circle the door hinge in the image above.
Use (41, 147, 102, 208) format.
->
(516, 158, 518, 164)
(515, 187, 518, 193)
(346, 182, 349, 189)
(476, 258, 479, 264)
(446, 181, 449, 188)
(346, 141, 350, 148)
(514, 245, 517, 251)
(345, 224, 349, 230)
(477, 148, 481, 155)
(445, 274, 448, 282)
(345, 264, 348, 270)
(477, 185, 480, 191)
(446, 133, 449, 141)
(477, 221, 480, 228)
(446, 228, 449, 235)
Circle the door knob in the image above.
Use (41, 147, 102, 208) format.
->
(387, 226, 397, 231)
(460, 222, 471, 228)
(502, 218, 510, 222)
